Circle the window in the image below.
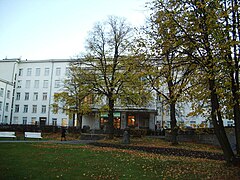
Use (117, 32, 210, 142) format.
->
(35, 68, 41, 76)
(22, 117, 27, 125)
(19, 68, 23, 76)
(34, 80, 39, 88)
(52, 118, 57, 126)
(25, 80, 31, 88)
(54, 80, 60, 88)
(13, 116, 18, 124)
(42, 92, 47, 100)
(33, 92, 38, 100)
(16, 92, 21, 100)
(43, 80, 49, 88)
(15, 105, 20, 113)
(31, 117, 37, 125)
(7, 90, 10, 99)
(56, 67, 61, 76)
(0, 101, 2, 110)
(27, 68, 32, 76)
(44, 68, 50, 76)
(41, 105, 47, 113)
(5, 103, 9, 112)
(17, 80, 22, 88)
(32, 105, 37, 113)
(25, 92, 29, 100)
(23, 105, 28, 113)
(0, 88, 3, 97)
(4, 116, 8, 124)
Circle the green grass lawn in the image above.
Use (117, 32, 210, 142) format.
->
(0, 141, 239, 180)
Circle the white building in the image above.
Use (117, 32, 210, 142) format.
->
(0, 58, 233, 130)
(0, 58, 157, 130)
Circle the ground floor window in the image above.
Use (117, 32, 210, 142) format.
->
(127, 115, 135, 127)
(22, 117, 27, 124)
(100, 112, 121, 129)
(61, 118, 67, 126)
(31, 117, 36, 125)
(52, 118, 57, 126)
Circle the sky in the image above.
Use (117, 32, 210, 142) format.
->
(0, 0, 149, 60)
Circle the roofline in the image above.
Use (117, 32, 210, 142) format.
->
(0, 59, 79, 64)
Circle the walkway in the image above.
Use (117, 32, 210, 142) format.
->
(0, 140, 97, 144)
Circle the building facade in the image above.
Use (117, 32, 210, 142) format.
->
(0, 58, 233, 130)
(0, 59, 157, 130)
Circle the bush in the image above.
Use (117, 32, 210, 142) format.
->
(129, 129, 147, 137)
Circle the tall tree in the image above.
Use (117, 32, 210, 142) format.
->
(80, 16, 151, 139)
(222, 0, 240, 156)
(146, 0, 240, 165)
(53, 62, 92, 132)
(139, 0, 197, 145)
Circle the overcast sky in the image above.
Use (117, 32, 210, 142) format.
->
(0, 0, 149, 60)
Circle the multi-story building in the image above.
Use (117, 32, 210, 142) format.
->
(0, 58, 157, 130)
(0, 58, 233, 130)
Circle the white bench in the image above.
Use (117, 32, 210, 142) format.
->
(24, 132, 42, 140)
(0, 131, 16, 139)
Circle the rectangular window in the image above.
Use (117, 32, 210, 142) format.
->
(0, 101, 2, 110)
(23, 105, 28, 113)
(52, 118, 57, 126)
(31, 117, 37, 125)
(44, 68, 50, 76)
(56, 67, 61, 76)
(15, 104, 20, 113)
(33, 92, 38, 101)
(43, 80, 49, 88)
(35, 68, 41, 76)
(22, 117, 27, 125)
(19, 68, 23, 76)
(42, 92, 47, 100)
(34, 80, 39, 88)
(7, 90, 10, 99)
(25, 80, 31, 88)
(0, 88, 4, 97)
(27, 68, 32, 76)
(54, 80, 60, 88)
(16, 92, 21, 100)
(17, 80, 22, 88)
(13, 116, 18, 124)
(5, 103, 9, 112)
(32, 105, 37, 113)
(4, 116, 8, 124)
(25, 92, 29, 100)
(41, 105, 47, 113)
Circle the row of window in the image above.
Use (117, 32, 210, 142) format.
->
(0, 88, 11, 98)
(15, 104, 47, 114)
(19, 67, 69, 77)
(17, 79, 61, 89)
(12, 117, 64, 126)
(0, 101, 9, 111)
(16, 92, 48, 101)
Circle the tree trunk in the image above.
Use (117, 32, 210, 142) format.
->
(167, 76, 178, 145)
(170, 101, 178, 145)
(77, 113, 82, 134)
(209, 78, 236, 165)
(108, 97, 115, 139)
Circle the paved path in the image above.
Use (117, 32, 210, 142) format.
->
(0, 140, 96, 144)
